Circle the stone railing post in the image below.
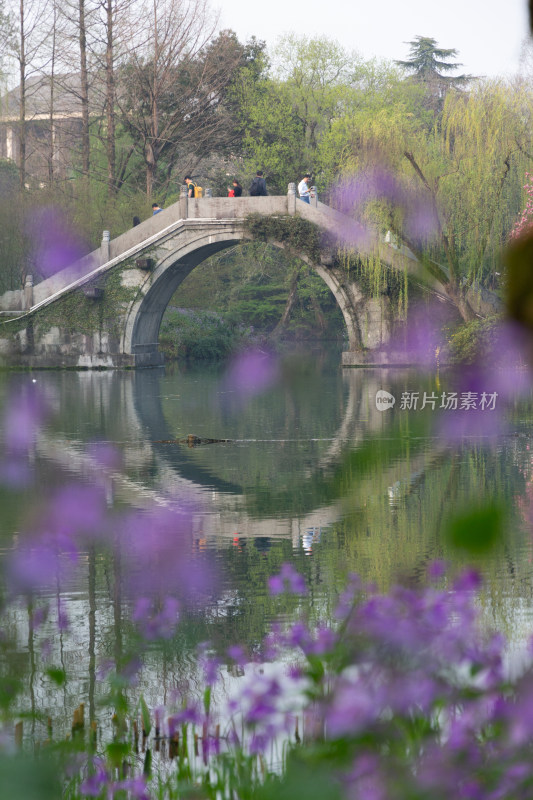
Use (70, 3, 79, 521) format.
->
(287, 182, 296, 215)
(205, 187, 213, 198)
(101, 230, 110, 263)
(310, 186, 318, 207)
(24, 274, 33, 310)
(180, 184, 189, 219)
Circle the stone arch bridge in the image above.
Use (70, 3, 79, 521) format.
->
(0, 185, 493, 369)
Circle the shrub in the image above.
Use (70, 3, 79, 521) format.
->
(159, 309, 252, 361)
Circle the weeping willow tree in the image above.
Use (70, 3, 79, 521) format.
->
(319, 78, 533, 322)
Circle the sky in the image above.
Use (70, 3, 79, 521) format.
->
(218, 0, 530, 78)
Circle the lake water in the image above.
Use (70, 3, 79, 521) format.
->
(1, 347, 533, 734)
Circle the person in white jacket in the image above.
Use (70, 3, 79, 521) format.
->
(298, 174, 312, 203)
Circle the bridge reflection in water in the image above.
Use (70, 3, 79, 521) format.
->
(34, 365, 436, 551)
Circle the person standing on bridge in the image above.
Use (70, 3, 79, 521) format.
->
(231, 179, 243, 197)
(298, 174, 312, 203)
(249, 171, 267, 196)
(184, 176, 196, 198)
(152, 203, 163, 215)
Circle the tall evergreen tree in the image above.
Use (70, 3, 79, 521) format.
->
(396, 36, 470, 85)
(396, 36, 472, 112)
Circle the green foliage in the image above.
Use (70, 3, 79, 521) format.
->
(257, 759, 343, 800)
(395, 35, 471, 84)
(445, 503, 505, 555)
(0, 755, 61, 800)
(45, 667, 66, 687)
(243, 214, 324, 263)
(168, 239, 344, 341)
(447, 315, 503, 364)
(140, 694, 152, 737)
(319, 75, 533, 319)
(0, 158, 18, 192)
(337, 247, 408, 308)
(237, 77, 306, 192)
(159, 310, 251, 361)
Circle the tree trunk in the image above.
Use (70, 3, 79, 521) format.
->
(310, 295, 328, 332)
(146, 146, 156, 198)
(47, 1, 58, 185)
(272, 268, 300, 337)
(78, 0, 90, 179)
(105, 0, 116, 195)
(18, 0, 26, 190)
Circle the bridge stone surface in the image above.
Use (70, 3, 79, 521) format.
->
(0, 185, 473, 369)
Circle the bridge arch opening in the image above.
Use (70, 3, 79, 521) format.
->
(125, 231, 351, 363)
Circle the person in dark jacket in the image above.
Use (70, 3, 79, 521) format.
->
(184, 176, 196, 198)
(249, 171, 267, 196)
(232, 179, 243, 197)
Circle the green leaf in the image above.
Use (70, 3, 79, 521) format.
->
(106, 741, 130, 769)
(445, 503, 504, 554)
(143, 748, 152, 776)
(203, 686, 212, 716)
(140, 694, 152, 738)
(45, 667, 66, 686)
(306, 655, 325, 684)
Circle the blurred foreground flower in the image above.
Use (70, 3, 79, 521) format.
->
(27, 206, 88, 279)
(221, 347, 280, 406)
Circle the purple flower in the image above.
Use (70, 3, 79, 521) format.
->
(168, 705, 201, 729)
(308, 625, 338, 655)
(221, 347, 280, 405)
(331, 167, 439, 251)
(227, 645, 247, 665)
(268, 563, 307, 596)
(79, 759, 109, 797)
(8, 536, 78, 594)
(393, 301, 446, 369)
(453, 569, 482, 593)
(27, 206, 88, 278)
(118, 504, 217, 603)
(3, 382, 50, 455)
(199, 647, 221, 686)
(111, 777, 149, 799)
(47, 484, 108, 536)
(0, 458, 33, 489)
(327, 674, 380, 736)
(132, 596, 180, 640)
(86, 441, 123, 470)
(428, 559, 447, 580)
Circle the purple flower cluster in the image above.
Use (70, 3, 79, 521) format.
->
(332, 167, 439, 248)
(80, 758, 148, 799)
(117, 505, 217, 605)
(263, 567, 533, 800)
(268, 562, 307, 595)
(132, 596, 179, 640)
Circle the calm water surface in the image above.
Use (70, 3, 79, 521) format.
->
(1, 349, 533, 728)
